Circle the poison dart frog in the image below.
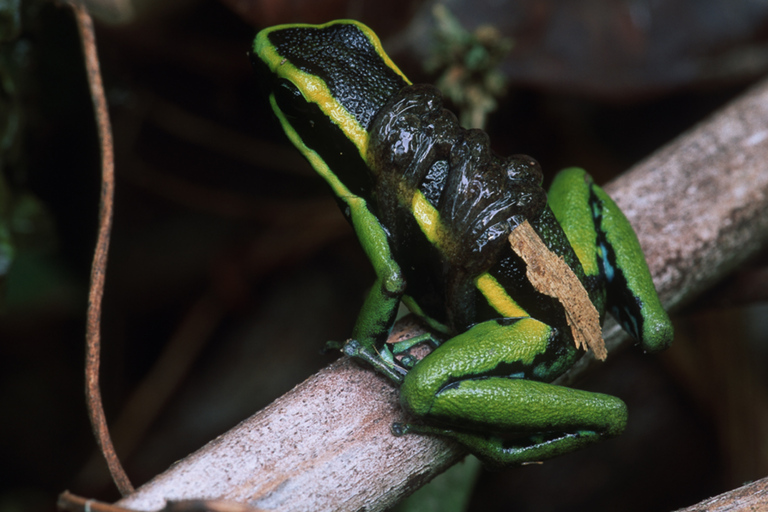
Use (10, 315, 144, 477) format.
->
(251, 20, 673, 467)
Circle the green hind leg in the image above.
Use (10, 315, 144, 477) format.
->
(395, 318, 627, 466)
(548, 167, 673, 353)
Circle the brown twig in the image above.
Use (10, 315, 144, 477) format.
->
(66, 0, 133, 496)
(59, 491, 130, 512)
(58, 491, 267, 512)
(74, 295, 225, 489)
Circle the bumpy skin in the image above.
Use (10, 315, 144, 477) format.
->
(251, 20, 673, 467)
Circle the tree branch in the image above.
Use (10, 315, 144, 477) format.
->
(673, 475, 768, 512)
(116, 77, 768, 511)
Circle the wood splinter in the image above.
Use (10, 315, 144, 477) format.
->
(508, 220, 607, 361)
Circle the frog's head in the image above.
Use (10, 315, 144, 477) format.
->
(251, 20, 409, 158)
(251, 21, 411, 198)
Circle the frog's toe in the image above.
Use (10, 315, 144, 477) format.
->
(335, 338, 407, 383)
(322, 338, 365, 358)
(391, 422, 411, 436)
(322, 340, 344, 353)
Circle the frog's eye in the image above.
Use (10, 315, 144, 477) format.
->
(273, 79, 313, 120)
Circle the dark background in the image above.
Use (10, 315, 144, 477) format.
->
(2, 1, 768, 511)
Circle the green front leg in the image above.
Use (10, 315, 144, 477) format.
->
(396, 318, 627, 466)
(339, 195, 408, 382)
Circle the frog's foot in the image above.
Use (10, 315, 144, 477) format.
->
(390, 331, 442, 370)
(327, 338, 407, 384)
(396, 375, 627, 466)
(391, 421, 465, 440)
(391, 421, 604, 468)
(391, 422, 413, 437)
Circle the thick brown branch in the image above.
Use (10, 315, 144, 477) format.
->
(672, 475, 768, 511)
(117, 78, 768, 511)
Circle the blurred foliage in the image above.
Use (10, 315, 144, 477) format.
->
(0, 0, 23, 294)
(425, 4, 512, 129)
(394, 455, 482, 512)
(0, 171, 14, 289)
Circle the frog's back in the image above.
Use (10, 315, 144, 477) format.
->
(253, 21, 606, 342)
(365, 85, 597, 336)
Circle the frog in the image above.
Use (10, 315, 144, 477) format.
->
(250, 19, 673, 467)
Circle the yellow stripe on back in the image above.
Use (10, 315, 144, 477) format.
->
(411, 191, 443, 245)
(260, 50, 370, 160)
(476, 273, 529, 318)
(411, 191, 528, 320)
(350, 19, 411, 85)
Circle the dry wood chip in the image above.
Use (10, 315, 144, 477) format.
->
(508, 220, 607, 360)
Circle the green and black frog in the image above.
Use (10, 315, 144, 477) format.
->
(251, 20, 673, 467)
